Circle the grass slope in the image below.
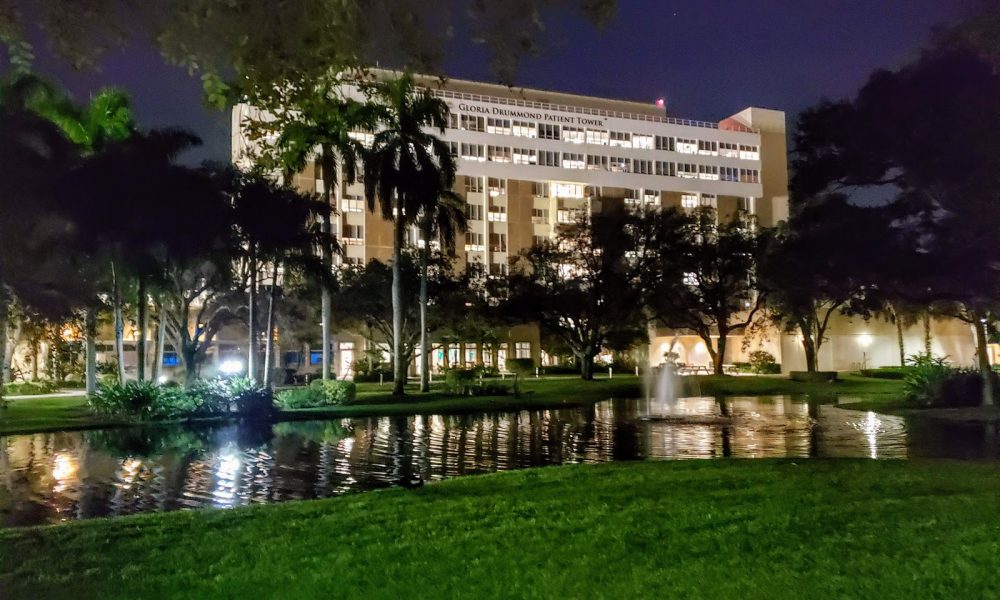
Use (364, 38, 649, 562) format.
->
(1, 460, 997, 599)
(0, 375, 905, 436)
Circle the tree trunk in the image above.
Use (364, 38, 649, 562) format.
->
(419, 227, 430, 393)
(151, 302, 165, 384)
(392, 216, 406, 395)
(263, 261, 279, 388)
(895, 318, 905, 367)
(183, 348, 199, 388)
(714, 334, 727, 375)
(923, 313, 933, 357)
(973, 314, 994, 407)
(111, 261, 126, 383)
(85, 306, 97, 394)
(320, 145, 335, 381)
(801, 328, 817, 373)
(580, 351, 595, 380)
(136, 277, 148, 382)
(247, 245, 257, 381)
(0, 290, 8, 403)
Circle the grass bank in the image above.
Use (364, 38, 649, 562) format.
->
(1, 459, 997, 599)
(0, 374, 905, 436)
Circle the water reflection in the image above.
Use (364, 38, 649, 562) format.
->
(0, 396, 995, 527)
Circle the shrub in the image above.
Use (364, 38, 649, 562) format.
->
(859, 367, 908, 380)
(350, 356, 390, 383)
(276, 387, 325, 409)
(221, 377, 277, 418)
(903, 355, 995, 407)
(443, 368, 478, 395)
(4, 380, 60, 396)
(311, 379, 358, 405)
(789, 371, 838, 382)
(506, 358, 535, 376)
(89, 381, 196, 420)
(748, 351, 780, 374)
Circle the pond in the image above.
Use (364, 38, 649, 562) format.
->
(1, 395, 996, 527)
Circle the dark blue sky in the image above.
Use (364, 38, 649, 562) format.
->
(29, 0, 977, 164)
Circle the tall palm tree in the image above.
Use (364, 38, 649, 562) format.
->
(256, 84, 380, 380)
(363, 73, 456, 395)
(416, 184, 466, 392)
(4, 74, 136, 389)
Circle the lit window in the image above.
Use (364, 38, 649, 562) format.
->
(739, 144, 760, 160)
(719, 142, 739, 158)
(488, 177, 506, 197)
(488, 145, 511, 163)
(487, 118, 512, 135)
(513, 147, 537, 165)
(586, 129, 609, 145)
(740, 168, 760, 183)
(552, 183, 584, 198)
(610, 131, 632, 148)
(562, 127, 585, 144)
(609, 156, 631, 173)
(697, 140, 718, 155)
(677, 163, 698, 178)
(515, 342, 531, 359)
(460, 115, 485, 132)
(587, 155, 608, 170)
(513, 120, 537, 138)
(461, 143, 485, 162)
(633, 134, 654, 149)
(466, 177, 484, 193)
(676, 138, 697, 154)
(562, 153, 585, 169)
(340, 194, 364, 213)
(698, 164, 719, 180)
(681, 193, 699, 209)
(720, 166, 739, 182)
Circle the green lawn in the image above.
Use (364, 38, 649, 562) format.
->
(0, 460, 997, 599)
(0, 375, 905, 436)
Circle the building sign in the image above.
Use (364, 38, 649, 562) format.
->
(455, 102, 606, 128)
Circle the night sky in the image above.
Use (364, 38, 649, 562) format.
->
(27, 0, 978, 164)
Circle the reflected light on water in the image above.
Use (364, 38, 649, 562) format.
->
(855, 411, 883, 459)
(51, 452, 78, 494)
(212, 448, 242, 507)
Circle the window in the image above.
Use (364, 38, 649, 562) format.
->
(739, 144, 760, 160)
(609, 156, 631, 173)
(656, 135, 675, 151)
(488, 145, 511, 163)
(489, 261, 508, 276)
(538, 150, 560, 167)
(586, 129, 609, 145)
(738, 197, 753, 212)
(466, 232, 484, 251)
(677, 163, 698, 178)
(557, 209, 582, 223)
(681, 193, 699, 209)
(341, 194, 363, 213)
(489, 232, 507, 252)
(698, 140, 718, 155)
(698, 164, 719, 180)
(515, 342, 531, 359)
(633, 134, 654, 149)
(461, 143, 485, 162)
(460, 115, 484, 132)
(466, 177, 484, 193)
(538, 123, 561, 140)
(643, 189, 660, 206)
(343, 224, 364, 243)
(740, 168, 760, 183)
(532, 235, 548, 246)
(513, 147, 537, 165)
(533, 182, 548, 197)
(531, 208, 549, 224)
(487, 118, 511, 135)
(719, 142, 738, 158)
(466, 203, 484, 220)
(488, 177, 506, 196)
(348, 130, 374, 147)
(655, 161, 676, 176)
(633, 159, 653, 175)
(562, 153, 585, 169)
(610, 131, 632, 148)
(700, 193, 716, 207)
(720, 166, 739, 182)
(443, 141, 458, 158)
(513, 120, 537, 138)
(562, 127, 585, 144)
(552, 183, 584, 198)
(676, 138, 697, 154)
(488, 204, 507, 222)
(448, 113, 459, 129)
(587, 154, 608, 170)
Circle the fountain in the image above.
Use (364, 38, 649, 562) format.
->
(641, 354, 735, 425)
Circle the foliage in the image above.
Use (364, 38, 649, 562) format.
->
(747, 351, 780, 375)
(90, 377, 276, 420)
(508, 206, 649, 380)
(441, 368, 510, 396)
(902, 355, 997, 407)
(3, 380, 60, 395)
(506, 358, 535, 376)
(858, 367, 908, 380)
(645, 207, 767, 375)
(278, 380, 358, 409)
(350, 356, 391, 383)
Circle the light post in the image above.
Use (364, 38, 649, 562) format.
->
(858, 333, 873, 370)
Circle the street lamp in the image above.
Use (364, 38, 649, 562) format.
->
(858, 334, 873, 370)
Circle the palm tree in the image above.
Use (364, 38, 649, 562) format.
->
(4, 74, 136, 389)
(363, 73, 456, 395)
(416, 184, 466, 392)
(253, 83, 380, 380)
